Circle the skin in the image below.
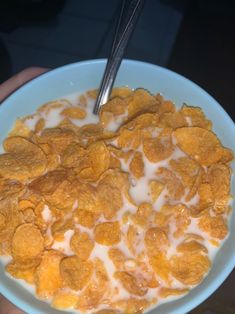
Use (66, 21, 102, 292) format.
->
(0, 66, 49, 314)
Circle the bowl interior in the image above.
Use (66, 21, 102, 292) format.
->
(0, 59, 234, 314)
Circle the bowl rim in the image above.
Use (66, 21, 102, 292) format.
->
(0, 58, 234, 314)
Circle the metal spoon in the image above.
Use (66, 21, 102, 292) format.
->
(93, 0, 145, 114)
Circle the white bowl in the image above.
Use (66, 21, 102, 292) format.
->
(0, 59, 234, 314)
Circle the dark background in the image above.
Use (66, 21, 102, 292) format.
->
(0, 0, 235, 313)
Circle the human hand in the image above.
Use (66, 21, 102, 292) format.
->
(0, 67, 49, 103)
(0, 66, 49, 314)
(0, 294, 25, 314)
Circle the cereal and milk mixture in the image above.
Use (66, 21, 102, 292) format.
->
(0, 88, 233, 314)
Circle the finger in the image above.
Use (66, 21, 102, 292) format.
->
(0, 294, 25, 314)
(0, 67, 49, 103)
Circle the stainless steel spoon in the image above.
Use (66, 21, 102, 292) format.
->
(93, 0, 145, 114)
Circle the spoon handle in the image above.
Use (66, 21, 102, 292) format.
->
(93, 0, 145, 114)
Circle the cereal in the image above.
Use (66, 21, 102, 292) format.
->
(170, 253, 211, 285)
(126, 225, 142, 255)
(60, 256, 93, 290)
(208, 163, 231, 214)
(0, 137, 47, 181)
(75, 258, 110, 311)
(77, 183, 103, 214)
(173, 127, 233, 166)
(0, 88, 233, 314)
(7, 259, 40, 284)
(61, 106, 87, 119)
(158, 112, 187, 129)
(70, 230, 94, 260)
(156, 168, 185, 200)
(143, 136, 173, 163)
(149, 252, 171, 283)
(94, 222, 121, 246)
(73, 208, 98, 229)
(38, 127, 79, 155)
(159, 287, 189, 298)
(52, 291, 78, 309)
(114, 271, 148, 296)
(176, 240, 208, 254)
(198, 214, 228, 239)
(145, 227, 169, 253)
(12, 223, 44, 261)
(180, 105, 212, 129)
(29, 170, 77, 210)
(78, 141, 110, 181)
(129, 152, 145, 179)
(0, 178, 25, 201)
(127, 88, 158, 119)
(97, 182, 123, 219)
(131, 202, 154, 227)
(108, 248, 126, 269)
(149, 180, 164, 202)
(35, 250, 64, 298)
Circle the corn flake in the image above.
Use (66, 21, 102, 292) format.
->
(173, 127, 232, 166)
(170, 253, 211, 285)
(61, 106, 86, 119)
(35, 250, 64, 298)
(0, 137, 47, 181)
(70, 230, 94, 260)
(159, 287, 189, 298)
(52, 291, 78, 309)
(129, 152, 145, 179)
(198, 214, 228, 240)
(94, 222, 121, 246)
(114, 271, 148, 296)
(60, 256, 93, 290)
(12, 223, 44, 261)
(149, 180, 164, 203)
(143, 136, 173, 163)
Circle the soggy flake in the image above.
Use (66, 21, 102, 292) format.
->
(70, 230, 94, 260)
(6, 258, 40, 284)
(149, 180, 164, 202)
(159, 287, 189, 298)
(159, 112, 187, 129)
(131, 202, 154, 227)
(156, 168, 185, 200)
(8, 118, 32, 138)
(108, 248, 126, 269)
(73, 208, 98, 229)
(38, 128, 79, 155)
(115, 271, 148, 296)
(180, 105, 212, 129)
(0, 136, 47, 181)
(97, 182, 123, 219)
(170, 253, 211, 285)
(129, 152, 145, 179)
(99, 97, 127, 127)
(198, 214, 228, 240)
(149, 252, 171, 283)
(61, 106, 87, 119)
(60, 256, 93, 290)
(95, 222, 121, 246)
(143, 136, 173, 163)
(208, 163, 231, 214)
(145, 227, 169, 253)
(35, 250, 64, 299)
(173, 127, 232, 166)
(12, 223, 44, 261)
(177, 240, 208, 254)
(52, 291, 78, 309)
